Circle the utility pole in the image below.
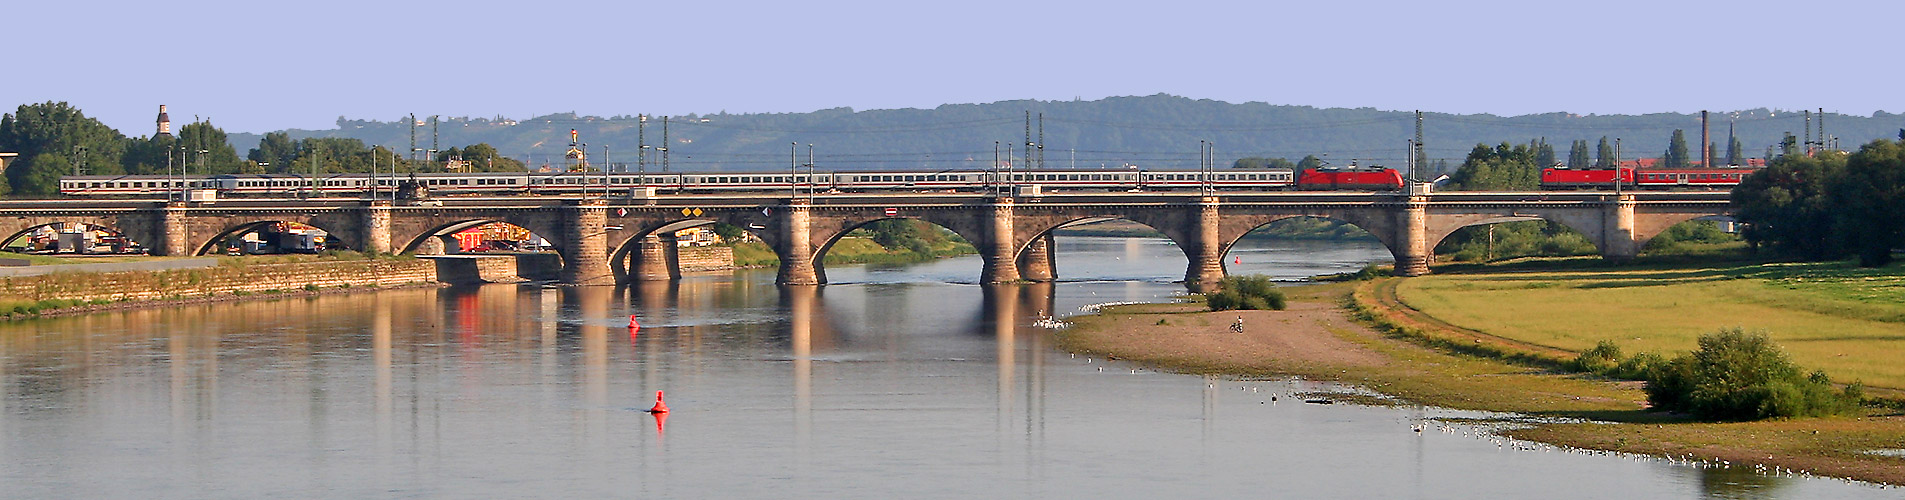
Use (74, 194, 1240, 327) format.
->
(998, 140, 1013, 197)
(409, 114, 418, 164)
(637, 114, 647, 177)
(1037, 113, 1045, 169)
(790, 142, 798, 199)
(430, 115, 439, 165)
(1614, 138, 1623, 197)
(70, 145, 86, 176)
(1818, 107, 1826, 153)
(1414, 110, 1425, 181)
(662, 116, 670, 173)
(805, 144, 814, 201)
(1024, 111, 1033, 172)
(165, 145, 175, 201)
(1804, 110, 1813, 156)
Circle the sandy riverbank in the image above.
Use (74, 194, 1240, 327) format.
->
(1052, 281, 1905, 486)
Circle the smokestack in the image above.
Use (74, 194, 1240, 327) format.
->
(1701, 110, 1710, 168)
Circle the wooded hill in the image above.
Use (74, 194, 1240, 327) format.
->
(227, 94, 1903, 174)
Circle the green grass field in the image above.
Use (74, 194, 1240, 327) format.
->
(1396, 258, 1905, 388)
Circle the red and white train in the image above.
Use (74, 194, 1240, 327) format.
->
(59, 168, 1307, 197)
(56, 164, 1756, 198)
(1538, 166, 1755, 190)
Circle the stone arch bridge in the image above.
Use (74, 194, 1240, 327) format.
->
(0, 191, 1730, 288)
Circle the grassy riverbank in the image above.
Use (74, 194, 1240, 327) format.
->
(1053, 262, 1905, 485)
(729, 236, 977, 268)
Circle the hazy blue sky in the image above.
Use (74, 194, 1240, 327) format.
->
(9, 0, 1899, 134)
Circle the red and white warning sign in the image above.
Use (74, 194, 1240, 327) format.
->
(883, 207, 898, 217)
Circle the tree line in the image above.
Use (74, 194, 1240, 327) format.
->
(0, 102, 526, 196)
(1731, 136, 1905, 267)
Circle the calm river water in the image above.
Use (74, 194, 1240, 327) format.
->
(0, 236, 1892, 498)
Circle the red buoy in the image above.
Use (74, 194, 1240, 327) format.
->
(1234, 256, 1241, 264)
(648, 390, 670, 413)
(628, 315, 641, 329)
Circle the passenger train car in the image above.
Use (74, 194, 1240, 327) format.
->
(1538, 167, 1756, 190)
(59, 168, 1310, 198)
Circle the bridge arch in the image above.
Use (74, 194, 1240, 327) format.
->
(608, 219, 722, 282)
(195, 220, 351, 256)
(810, 216, 985, 284)
(1633, 214, 1735, 252)
(0, 221, 139, 254)
(1424, 211, 1611, 260)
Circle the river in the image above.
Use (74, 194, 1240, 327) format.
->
(0, 236, 1891, 498)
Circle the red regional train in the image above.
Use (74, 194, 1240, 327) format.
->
(1538, 167, 1755, 190)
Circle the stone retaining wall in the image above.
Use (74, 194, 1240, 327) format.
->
(677, 246, 734, 272)
(0, 259, 438, 303)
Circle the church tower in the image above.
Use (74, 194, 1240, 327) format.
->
(156, 105, 172, 138)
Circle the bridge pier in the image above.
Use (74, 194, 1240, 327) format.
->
(1185, 196, 1225, 291)
(1600, 195, 1639, 262)
(1018, 232, 1055, 282)
(559, 199, 614, 285)
(1394, 196, 1431, 276)
(777, 201, 822, 285)
(361, 202, 392, 254)
(155, 202, 189, 256)
(630, 234, 680, 281)
(981, 198, 1022, 283)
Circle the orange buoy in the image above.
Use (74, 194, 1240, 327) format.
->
(648, 390, 670, 413)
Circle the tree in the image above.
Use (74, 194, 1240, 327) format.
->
(7, 153, 70, 196)
(1664, 129, 1690, 168)
(123, 133, 180, 175)
(1831, 139, 1905, 267)
(1725, 135, 1744, 166)
(1449, 142, 1540, 191)
(248, 132, 298, 170)
(1533, 138, 1556, 168)
(1296, 155, 1324, 169)
(1232, 156, 1295, 169)
(0, 102, 129, 190)
(1731, 151, 1847, 260)
(1595, 137, 1614, 168)
(456, 143, 527, 172)
(176, 121, 244, 174)
(1567, 140, 1590, 169)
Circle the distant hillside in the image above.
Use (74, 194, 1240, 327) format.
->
(229, 94, 1905, 174)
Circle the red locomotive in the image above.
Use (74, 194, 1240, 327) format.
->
(1296, 167, 1404, 191)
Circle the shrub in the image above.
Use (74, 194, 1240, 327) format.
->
(1643, 328, 1862, 420)
(1206, 275, 1286, 311)
(1611, 351, 1669, 381)
(1569, 340, 1623, 373)
(303, 283, 320, 292)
